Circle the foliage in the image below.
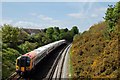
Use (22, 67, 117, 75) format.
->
(2, 48, 20, 79)
(52, 27, 60, 41)
(71, 20, 119, 78)
(104, 1, 120, 32)
(18, 41, 38, 54)
(46, 27, 54, 41)
(18, 29, 29, 43)
(71, 26, 79, 36)
(2, 24, 20, 48)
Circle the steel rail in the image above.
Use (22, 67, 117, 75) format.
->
(7, 72, 21, 80)
(45, 44, 69, 80)
(55, 44, 71, 79)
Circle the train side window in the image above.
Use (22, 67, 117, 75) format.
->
(26, 57, 30, 66)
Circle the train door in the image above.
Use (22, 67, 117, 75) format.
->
(17, 56, 31, 73)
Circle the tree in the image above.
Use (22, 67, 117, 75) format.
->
(104, 5, 114, 29)
(71, 26, 79, 36)
(46, 27, 54, 35)
(64, 28, 68, 32)
(43, 28, 47, 33)
(18, 41, 37, 54)
(53, 27, 60, 33)
(52, 27, 60, 41)
(46, 27, 54, 41)
(113, 1, 120, 23)
(104, 1, 120, 32)
(64, 31, 73, 42)
(42, 35, 52, 44)
(33, 33, 43, 46)
(52, 32, 60, 41)
(18, 29, 29, 44)
(2, 24, 20, 48)
(59, 29, 66, 39)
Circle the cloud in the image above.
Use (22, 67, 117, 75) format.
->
(38, 15, 53, 21)
(51, 20, 60, 23)
(68, 12, 86, 19)
(13, 21, 41, 29)
(0, 19, 60, 29)
(91, 7, 107, 18)
(30, 13, 37, 16)
(13, 20, 61, 29)
(91, 14, 98, 18)
(0, 19, 13, 26)
(29, 13, 60, 22)
(95, 7, 107, 13)
(37, 14, 60, 23)
(99, 7, 107, 12)
(67, 3, 107, 19)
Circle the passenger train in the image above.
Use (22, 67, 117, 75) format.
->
(16, 39, 66, 75)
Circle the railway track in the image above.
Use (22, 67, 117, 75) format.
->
(7, 72, 30, 80)
(45, 44, 71, 79)
(7, 43, 71, 80)
(7, 72, 21, 80)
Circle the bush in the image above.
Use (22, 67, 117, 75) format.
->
(18, 41, 38, 54)
(2, 48, 20, 79)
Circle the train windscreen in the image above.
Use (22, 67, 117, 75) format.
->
(17, 56, 30, 67)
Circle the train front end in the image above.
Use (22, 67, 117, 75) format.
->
(16, 56, 32, 76)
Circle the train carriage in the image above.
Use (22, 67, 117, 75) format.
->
(16, 39, 66, 75)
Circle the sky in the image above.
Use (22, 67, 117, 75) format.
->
(1, 1, 118, 32)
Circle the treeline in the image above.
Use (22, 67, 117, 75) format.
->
(2, 24, 79, 53)
(2, 24, 79, 79)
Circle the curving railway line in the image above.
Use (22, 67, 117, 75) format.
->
(46, 44, 71, 79)
(7, 40, 71, 80)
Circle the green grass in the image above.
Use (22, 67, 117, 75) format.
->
(69, 51, 74, 78)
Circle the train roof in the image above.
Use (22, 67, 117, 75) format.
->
(23, 51, 36, 59)
(34, 39, 65, 53)
(22, 39, 65, 58)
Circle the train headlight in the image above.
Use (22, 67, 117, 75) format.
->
(16, 66, 19, 70)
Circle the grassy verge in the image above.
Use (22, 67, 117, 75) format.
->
(69, 49, 74, 79)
